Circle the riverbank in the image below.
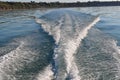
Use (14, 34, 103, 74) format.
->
(0, 1, 43, 10)
(0, 1, 120, 11)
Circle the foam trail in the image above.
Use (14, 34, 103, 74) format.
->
(36, 16, 64, 44)
(35, 65, 54, 80)
(75, 28, 120, 80)
(64, 16, 100, 80)
(0, 32, 54, 80)
(0, 41, 27, 80)
(36, 10, 100, 80)
(0, 40, 41, 80)
(110, 40, 120, 79)
(36, 16, 65, 79)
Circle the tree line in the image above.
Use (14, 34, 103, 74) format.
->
(0, 1, 120, 10)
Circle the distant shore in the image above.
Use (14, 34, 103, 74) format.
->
(0, 1, 120, 11)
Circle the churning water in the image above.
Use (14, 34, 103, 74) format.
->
(0, 7, 120, 80)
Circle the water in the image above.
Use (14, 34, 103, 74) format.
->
(76, 6, 120, 45)
(0, 9, 55, 80)
(74, 7, 120, 80)
(0, 7, 120, 80)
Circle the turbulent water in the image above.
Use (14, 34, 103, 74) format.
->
(0, 7, 120, 80)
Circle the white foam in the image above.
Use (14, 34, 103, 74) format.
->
(0, 41, 24, 80)
(109, 40, 120, 79)
(63, 15, 100, 80)
(36, 10, 100, 80)
(0, 41, 39, 80)
(36, 16, 64, 44)
(35, 65, 54, 80)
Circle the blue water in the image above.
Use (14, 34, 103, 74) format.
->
(0, 9, 55, 80)
(0, 7, 120, 80)
(77, 6, 120, 45)
(0, 10, 42, 45)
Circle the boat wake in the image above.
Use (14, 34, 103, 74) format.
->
(1, 9, 120, 80)
(75, 28, 120, 80)
(36, 10, 99, 80)
(0, 31, 55, 80)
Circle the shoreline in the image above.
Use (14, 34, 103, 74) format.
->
(0, 1, 120, 11)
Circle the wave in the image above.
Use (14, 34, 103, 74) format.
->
(35, 65, 53, 80)
(0, 40, 29, 80)
(75, 28, 120, 80)
(1, 9, 120, 80)
(0, 32, 55, 80)
(36, 10, 100, 80)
